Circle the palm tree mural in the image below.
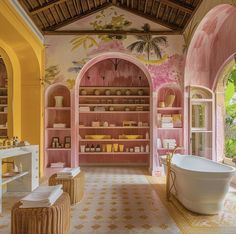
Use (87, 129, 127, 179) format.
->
(127, 24, 167, 61)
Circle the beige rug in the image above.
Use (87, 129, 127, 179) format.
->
(147, 176, 236, 234)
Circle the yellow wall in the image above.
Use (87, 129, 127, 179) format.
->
(0, 1, 44, 176)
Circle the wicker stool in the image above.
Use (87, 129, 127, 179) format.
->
(11, 192, 70, 234)
(49, 172, 85, 205)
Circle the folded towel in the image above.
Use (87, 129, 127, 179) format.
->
(56, 167, 80, 179)
(20, 185, 63, 208)
(57, 167, 80, 176)
(20, 190, 63, 208)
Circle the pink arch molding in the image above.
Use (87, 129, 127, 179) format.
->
(74, 52, 158, 174)
(185, 4, 236, 89)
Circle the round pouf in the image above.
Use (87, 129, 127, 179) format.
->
(49, 172, 85, 205)
(11, 192, 70, 234)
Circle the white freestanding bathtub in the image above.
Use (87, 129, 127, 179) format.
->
(161, 154, 236, 214)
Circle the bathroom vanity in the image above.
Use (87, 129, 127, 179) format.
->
(0, 145, 39, 213)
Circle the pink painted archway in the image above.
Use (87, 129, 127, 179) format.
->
(74, 52, 158, 174)
(185, 4, 236, 89)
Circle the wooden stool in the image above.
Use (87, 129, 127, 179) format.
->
(11, 192, 70, 234)
(49, 172, 85, 205)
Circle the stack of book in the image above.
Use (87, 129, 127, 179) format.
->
(163, 139, 176, 149)
(161, 115, 173, 128)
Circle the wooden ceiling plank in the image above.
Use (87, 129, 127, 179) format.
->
(160, 0, 193, 14)
(86, 0, 91, 10)
(93, 0, 97, 7)
(182, 0, 203, 32)
(64, 1, 73, 18)
(173, 8, 179, 23)
(29, 0, 68, 15)
(44, 2, 112, 31)
(49, 8, 58, 24)
(150, 0, 155, 15)
(36, 13, 46, 28)
(144, 0, 148, 14)
(79, 0, 84, 13)
(138, 0, 141, 11)
(54, 5, 63, 21)
(42, 10, 51, 26)
(58, 3, 67, 20)
(44, 29, 181, 35)
(72, 0, 79, 14)
(117, 4, 180, 31)
(168, 8, 173, 22)
(156, 2, 161, 18)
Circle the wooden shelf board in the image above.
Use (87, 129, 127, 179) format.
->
(46, 107, 71, 110)
(0, 112, 7, 114)
(79, 104, 149, 107)
(0, 96, 7, 98)
(79, 95, 150, 98)
(80, 139, 150, 142)
(2, 171, 29, 185)
(79, 126, 149, 129)
(79, 111, 150, 114)
(46, 148, 71, 151)
(0, 128, 7, 130)
(79, 152, 149, 155)
(157, 128, 182, 130)
(46, 128, 71, 131)
(0, 105, 7, 107)
(80, 86, 149, 90)
(157, 107, 182, 110)
(157, 148, 184, 151)
(191, 99, 213, 102)
(191, 130, 212, 133)
(0, 88, 7, 90)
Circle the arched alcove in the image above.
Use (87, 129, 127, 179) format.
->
(74, 52, 156, 173)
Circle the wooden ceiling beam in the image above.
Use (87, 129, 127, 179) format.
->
(182, 0, 203, 32)
(44, 29, 180, 35)
(159, 0, 194, 14)
(43, 2, 112, 31)
(29, 0, 68, 15)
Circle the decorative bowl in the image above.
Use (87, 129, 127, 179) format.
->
(116, 90, 122, 95)
(125, 89, 131, 96)
(105, 89, 111, 96)
(94, 90, 100, 96)
(85, 135, 111, 139)
(138, 89, 144, 96)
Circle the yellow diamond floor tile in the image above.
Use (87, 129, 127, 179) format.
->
(0, 167, 180, 234)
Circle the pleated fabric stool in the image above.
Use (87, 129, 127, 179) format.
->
(11, 192, 70, 234)
(49, 172, 85, 205)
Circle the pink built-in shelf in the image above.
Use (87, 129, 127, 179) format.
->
(156, 84, 184, 156)
(77, 58, 152, 165)
(44, 84, 72, 176)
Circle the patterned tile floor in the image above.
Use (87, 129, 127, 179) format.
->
(0, 167, 180, 234)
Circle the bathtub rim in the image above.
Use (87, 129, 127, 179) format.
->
(171, 154, 236, 176)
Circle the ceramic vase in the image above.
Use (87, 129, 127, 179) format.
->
(54, 96, 64, 107)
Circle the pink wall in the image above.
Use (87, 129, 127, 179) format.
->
(185, 4, 236, 89)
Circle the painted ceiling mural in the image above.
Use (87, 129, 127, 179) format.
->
(45, 6, 185, 90)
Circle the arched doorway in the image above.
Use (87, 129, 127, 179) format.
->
(74, 52, 155, 173)
(214, 54, 236, 164)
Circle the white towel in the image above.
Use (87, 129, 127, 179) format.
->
(20, 185, 63, 208)
(57, 167, 80, 178)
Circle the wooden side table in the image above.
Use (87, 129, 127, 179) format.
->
(49, 172, 85, 205)
(11, 192, 70, 234)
